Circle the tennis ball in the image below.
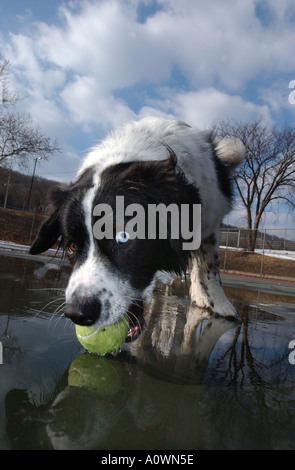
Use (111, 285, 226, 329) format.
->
(68, 353, 122, 395)
(75, 316, 129, 355)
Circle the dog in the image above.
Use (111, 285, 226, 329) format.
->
(30, 117, 244, 341)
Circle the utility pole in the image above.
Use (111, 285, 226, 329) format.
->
(3, 156, 12, 208)
(27, 157, 41, 210)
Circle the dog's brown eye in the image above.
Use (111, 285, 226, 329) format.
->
(68, 242, 78, 254)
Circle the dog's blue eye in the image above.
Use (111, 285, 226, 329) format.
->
(115, 231, 129, 244)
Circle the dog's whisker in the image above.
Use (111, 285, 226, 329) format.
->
(54, 301, 67, 314)
(30, 296, 65, 319)
(125, 309, 141, 331)
(29, 288, 66, 292)
(121, 313, 132, 330)
(122, 295, 143, 303)
(50, 311, 66, 336)
(64, 315, 75, 329)
(125, 311, 143, 341)
(48, 301, 66, 323)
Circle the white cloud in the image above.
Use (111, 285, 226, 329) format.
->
(60, 75, 136, 132)
(36, 1, 172, 88)
(27, 93, 72, 139)
(1, 0, 295, 184)
(146, 87, 272, 128)
(2, 0, 295, 131)
(148, 0, 295, 88)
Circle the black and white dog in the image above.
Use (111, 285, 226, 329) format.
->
(30, 118, 244, 341)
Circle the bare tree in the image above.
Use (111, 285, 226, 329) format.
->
(0, 60, 60, 170)
(0, 113, 60, 169)
(0, 60, 21, 108)
(217, 119, 295, 251)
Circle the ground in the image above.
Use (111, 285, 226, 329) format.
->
(219, 249, 294, 280)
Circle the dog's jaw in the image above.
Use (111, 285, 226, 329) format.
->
(126, 300, 148, 342)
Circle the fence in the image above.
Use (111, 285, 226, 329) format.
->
(220, 227, 295, 252)
(220, 227, 295, 279)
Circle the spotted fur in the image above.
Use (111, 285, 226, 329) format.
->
(30, 117, 244, 333)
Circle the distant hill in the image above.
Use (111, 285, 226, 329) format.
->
(0, 167, 65, 213)
(0, 207, 47, 245)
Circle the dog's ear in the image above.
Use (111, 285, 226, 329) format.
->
(30, 186, 69, 255)
(115, 146, 178, 187)
(30, 210, 61, 255)
(143, 148, 178, 186)
(50, 185, 70, 207)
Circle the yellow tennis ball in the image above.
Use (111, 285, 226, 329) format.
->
(75, 316, 129, 355)
(68, 353, 122, 394)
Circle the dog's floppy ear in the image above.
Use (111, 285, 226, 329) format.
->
(30, 210, 61, 255)
(146, 146, 178, 185)
(30, 186, 69, 255)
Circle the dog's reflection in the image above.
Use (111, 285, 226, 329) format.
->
(129, 283, 236, 384)
(45, 303, 235, 449)
(45, 287, 237, 449)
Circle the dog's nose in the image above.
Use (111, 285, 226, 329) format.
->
(64, 298, 101, 326)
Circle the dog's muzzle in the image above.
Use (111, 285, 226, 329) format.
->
(64, 297, 147, 342)
(64, 297, 101, 326)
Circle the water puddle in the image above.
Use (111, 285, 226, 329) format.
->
(0, 254, 295, 449)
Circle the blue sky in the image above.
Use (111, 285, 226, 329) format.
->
(0, 0, 295, 230)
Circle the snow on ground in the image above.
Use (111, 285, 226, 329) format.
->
(219, 246, 295, 261)
(0, 240, 30, 252)
(0, 240, 61, 256)
(1, 241, 294, 260)
(255, 249, 295, 261)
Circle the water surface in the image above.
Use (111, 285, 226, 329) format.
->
(0, 253, 295, 450)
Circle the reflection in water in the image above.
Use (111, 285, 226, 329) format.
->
(1, 254, 295, 449)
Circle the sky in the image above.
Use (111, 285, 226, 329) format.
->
(0, 0, 295, 232)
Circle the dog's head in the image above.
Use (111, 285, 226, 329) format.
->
(30, 153, 200, 341)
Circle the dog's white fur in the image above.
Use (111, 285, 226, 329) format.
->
(64, 117, 244, 321)
(79, 118, 243, 239)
